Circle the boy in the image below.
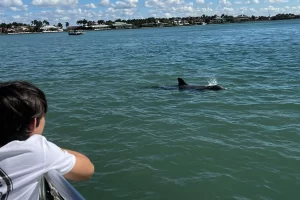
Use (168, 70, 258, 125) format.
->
(0, 81, 94, 199)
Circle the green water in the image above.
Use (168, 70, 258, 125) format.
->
(1, 20, 300, 200)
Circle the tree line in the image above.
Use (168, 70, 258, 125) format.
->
(1, 13, 300, 32)
(0, 19, 65, 32)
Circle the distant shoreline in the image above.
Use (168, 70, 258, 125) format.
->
(1, 18, 299, 35)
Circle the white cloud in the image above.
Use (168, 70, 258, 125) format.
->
(128, 0, 138, 3)
(18, 8, 90, 24)
(55, 8, 64, 13)
(0, 0, 23, 7)
(107, 7, 117, 13)
(176, 2, 194, 12)
(60, 16, 70, 21)
(219, 0, 232, 5)
(238, 6, 248, 13)
(145, 0, 163, 7)
(260, 5, 281, 13)
(196, 0, 205, 4)
(223, 7, 234, 12)
(32, 0, 78, 6)
(201, 7, 214, 12)
(147, 2, 203, 18)
(85, 3, 97, 8)
(5, 12, 33, 23)
(167, 0, 184, 3)
(249, 7, 258, 13)
(10, 6, 18, 10)
(100, 0, 110, 6)
(163, 13, 172, 18)
(112, 0, 138, 9)
(65, 8, 81, 15)
(145, 0, 184, 8)
(9, 5, 27, 11)
(235, 0, 258, 4)
(12, 14, 21, 19)
(287, 5, 300, 13)
(265, 0, 288, 2)
(123, 8, 135, 16)
(105, 6, 137, 19)
(114, 1, 130, 8)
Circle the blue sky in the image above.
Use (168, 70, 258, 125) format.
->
(0, 0, 299, 25)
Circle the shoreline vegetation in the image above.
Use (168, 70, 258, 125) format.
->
(1, 13, 299, 35)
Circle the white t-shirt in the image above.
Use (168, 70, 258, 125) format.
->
(0, 134, 76, 200)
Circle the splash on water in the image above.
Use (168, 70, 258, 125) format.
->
(207, 77, 218, 86)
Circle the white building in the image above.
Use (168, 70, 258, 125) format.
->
(112, 22, 132, 29)
(90, 24, 111, 30)
(40, 25, 63, 33)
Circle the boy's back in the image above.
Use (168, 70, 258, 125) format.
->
(0, 81, 94, 199)
(0, 134, 75, 200)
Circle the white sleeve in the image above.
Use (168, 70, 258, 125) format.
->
(42, 138, 76, 175)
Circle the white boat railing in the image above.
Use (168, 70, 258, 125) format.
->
(40, 170, 85, 200)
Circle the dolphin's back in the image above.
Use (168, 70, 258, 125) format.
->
(205, 85, 224, 90)
(177, 77, 225, 91)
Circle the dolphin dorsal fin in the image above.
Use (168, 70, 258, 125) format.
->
(178, 78, 188, 86)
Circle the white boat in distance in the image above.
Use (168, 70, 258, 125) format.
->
(68, 30, 85, 35)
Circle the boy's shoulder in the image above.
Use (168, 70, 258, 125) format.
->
(0, 135, 47, 163)
(1, 134, 48, 151)
(20, 134, 47, 146)
(27, 134, 47, 143)
(25, 134, 59, 151)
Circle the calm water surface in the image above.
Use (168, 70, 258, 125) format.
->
(1, 20, 300, 200)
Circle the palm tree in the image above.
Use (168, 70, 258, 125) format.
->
(87, 21, 93, 26)
(105, 20, 113, 25)
(32, 20, 43, 32)
(43, 20, 49, 26)
(82, 19, 88, 26)
(0, 23, 6, 33)
(76, 20, 82, 26)
(65, 22, 69, 28)
(97, 20, 104, 24)
(57, 23, 63, 28)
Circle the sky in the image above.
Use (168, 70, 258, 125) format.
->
(0, 0, 300, 26)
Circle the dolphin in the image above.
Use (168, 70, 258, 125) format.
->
(178, 78, 225, 91)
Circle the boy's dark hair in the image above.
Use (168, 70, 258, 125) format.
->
(0, 81, 48, 146)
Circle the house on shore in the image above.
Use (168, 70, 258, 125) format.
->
(1, 25, 31, 34)
(112, 22, 133, 29)
(40, 25, 63, 32)
(210, 16, 226, 24)
(233, 15, 250, 22)
(90, 24, 111, 30)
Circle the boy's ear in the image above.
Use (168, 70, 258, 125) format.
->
(28, 118, 37, 133)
